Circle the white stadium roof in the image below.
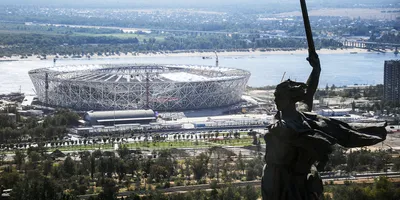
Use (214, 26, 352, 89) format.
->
(160, 72, 240, 82)
(41, 64, 248, 83)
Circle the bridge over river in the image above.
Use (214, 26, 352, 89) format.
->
(341, 40, 400, 54)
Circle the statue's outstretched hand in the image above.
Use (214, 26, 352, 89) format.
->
(306, 53, 320, 69)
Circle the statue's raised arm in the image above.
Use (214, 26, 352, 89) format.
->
(300, 0, 321, 112)
(303, 52, 321, 111)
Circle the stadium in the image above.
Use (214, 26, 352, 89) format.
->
(29, 64, 250, 111)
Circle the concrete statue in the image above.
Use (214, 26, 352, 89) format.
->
(261, 1, 387, 199)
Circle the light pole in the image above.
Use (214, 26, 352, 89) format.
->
(114, 85, 117, 127)
(214, 51, 218, 67)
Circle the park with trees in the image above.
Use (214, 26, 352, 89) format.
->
(1, 107, 400, 199)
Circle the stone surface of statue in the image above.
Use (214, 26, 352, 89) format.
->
(261, 53, 387, 200)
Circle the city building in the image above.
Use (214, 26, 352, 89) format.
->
(317, 108, 351, 117)
(384, 60, 400, 104)
(83, 109, 156, 126)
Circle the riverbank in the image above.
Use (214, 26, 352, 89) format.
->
(0, 48, 380, 62)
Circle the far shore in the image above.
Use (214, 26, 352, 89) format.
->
(0, 48, 388, 62)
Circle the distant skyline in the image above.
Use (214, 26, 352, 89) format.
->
(0, 0, 282, 6)
(0, 0, 398, 8)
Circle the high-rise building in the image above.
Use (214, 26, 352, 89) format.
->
(384, 60, 400, 104)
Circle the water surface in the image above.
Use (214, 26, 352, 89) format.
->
(0, 52, 397, 94)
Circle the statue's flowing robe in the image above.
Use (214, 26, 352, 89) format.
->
(261, 112, 387, 200)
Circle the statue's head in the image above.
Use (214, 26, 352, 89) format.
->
(274, 79, 307, 111)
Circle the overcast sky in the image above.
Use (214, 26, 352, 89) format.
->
(0, 0, 397, 8)
(0, 0, 278, 6)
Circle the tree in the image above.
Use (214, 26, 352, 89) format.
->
(117, 146, 130, 159)
(90, 153, 96, 179)
(191, 153, 209, 182)
(372, 176, 400, 200)
(149, 164, 169, 183)
(28, 151, 41, 164)
(393, 156, 400, 171)
(11, 174, 63, 200)
(97, 178, 118, 200)
(346, 150, 357, 172)
(373, 150, 391, 172)
(331, 177, 400, 200)
(210, 180, 219, 200)
(219, 185, 241, 200)
(0, 170, 20, 190)
(245, 156, 263, 181)
(42, 158, 53, 176)
(63, 156, 76, 178)
(0, 151, 6, 165)
(331, 84, 336, 91)
(237, 151, 246, 175)
(248, 131, 258, 145)
(140, 156, 154, 180)
(116, 158, 128, 183)
(331, 183, 371, 200)
(244, 185, 258, 200)
(126, 154, 140, 179)
(126, 193, 141, 200)
(184, 158, 191, 180)
(326, 145, 347, 171)
(221, 159, 234, 182)
(99, 156, 117, 179)
(93, 150, 103, 158)
(14, 150, 26, 170)
(148, 150, 176, 183)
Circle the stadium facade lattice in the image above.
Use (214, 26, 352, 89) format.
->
(29, 64, 250, 111)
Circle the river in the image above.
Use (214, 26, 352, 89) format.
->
(0, 52, 398, 94)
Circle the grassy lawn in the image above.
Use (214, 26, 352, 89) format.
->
(122, 140, 211, 149)
(45, 140, 214, 151)
(208, 138, 255, 146)
(48, 139, 255, 151)
(3, 138, 260, 154)
(47, 143, 114, 151)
